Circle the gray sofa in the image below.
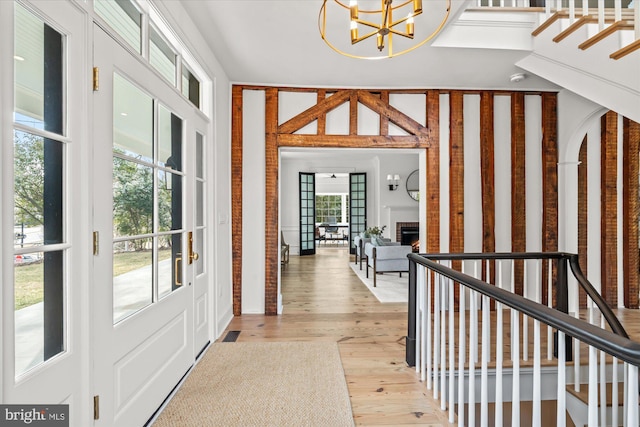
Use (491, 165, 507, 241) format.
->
(364, 241, 412, 287)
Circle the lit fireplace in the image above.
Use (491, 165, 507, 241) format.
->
(396, 222, 419, 253)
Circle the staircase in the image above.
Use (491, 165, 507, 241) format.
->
(434, 0, 640, 123)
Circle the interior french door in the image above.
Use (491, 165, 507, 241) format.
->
(349, 173, 367, 254)
(92, 25, 199, 426)
(299, 172, 316, 256)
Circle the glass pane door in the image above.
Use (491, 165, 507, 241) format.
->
(349, 173, 367, 254)
(299, 172, 315, 256)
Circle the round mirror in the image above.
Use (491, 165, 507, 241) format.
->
(406, 169, 419, 201)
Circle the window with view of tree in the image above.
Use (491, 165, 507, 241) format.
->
(315, 194, 349, 224)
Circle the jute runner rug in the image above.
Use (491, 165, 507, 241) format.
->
(152, 341, 354, 426)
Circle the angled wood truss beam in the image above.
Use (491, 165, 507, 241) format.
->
(277, 89, 430, 146)
(356, 90, 429, 137)
(278, 90, 352, 134)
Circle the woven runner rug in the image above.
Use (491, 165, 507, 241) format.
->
(152, 341, 354, 426)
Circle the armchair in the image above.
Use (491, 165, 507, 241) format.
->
(364, 241, 412, 287)
(354, 235, 390, 270)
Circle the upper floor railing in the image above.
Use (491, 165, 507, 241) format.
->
(407, 252, 640, 426)
(474, 0, 640, 59)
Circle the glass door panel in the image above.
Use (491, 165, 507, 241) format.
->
(13, 4, 66, 377)
(349, 173, 367, 254)
(299, 172, 316, 256)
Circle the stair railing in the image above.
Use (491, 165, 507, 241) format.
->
(407, 252, 640, 426)
(475, 0, 640, 59)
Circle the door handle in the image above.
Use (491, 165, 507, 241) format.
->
(175, 253, 182, 286)
(188, 231, 199, 264)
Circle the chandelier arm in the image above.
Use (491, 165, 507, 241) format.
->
(352, 30, 380, 44)
(387, 28, 414, 39)
(353, 18, 384, 30)
(389, 10, 422, 28)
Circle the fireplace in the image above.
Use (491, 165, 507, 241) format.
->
(396, 222, 419, 252)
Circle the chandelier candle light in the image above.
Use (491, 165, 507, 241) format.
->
(319, 0, 451, 59)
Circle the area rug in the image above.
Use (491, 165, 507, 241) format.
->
(349, 262, 408, 303)
(151, 342, 354, 427)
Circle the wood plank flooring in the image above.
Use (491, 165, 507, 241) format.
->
(220, 247, 453, 426)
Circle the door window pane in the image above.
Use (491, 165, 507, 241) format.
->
(113, 238, 153, 323)
(14, 131, 64, 247)
(113, 158, 153, 238)
(95, 0, 142, 54)
(158, 104, 182, 171)
(114, 73, 153, 162)
(158, 171, 182, 233)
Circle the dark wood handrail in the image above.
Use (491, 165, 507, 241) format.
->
(406, 252, 638, 367)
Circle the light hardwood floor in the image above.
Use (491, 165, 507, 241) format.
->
(220, 247, 453, 426)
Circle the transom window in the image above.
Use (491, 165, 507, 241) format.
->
(94, 0, 202, 110)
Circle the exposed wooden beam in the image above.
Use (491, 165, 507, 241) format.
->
(426, 90, 440, 254)
(265, 88, 279, 315)
(601, 111, 618, 307)
(449, 91, 464, 304)
(623, 117, 640, 309)
(278, 90, 352, 134)
(231, 85, 244, 316)
(541, 92, 558, 306)
(511, 93, 526, 296)
(277, 134, 428, 148)
(356, 90, 430, 138)
(350, 91, 358, 135)
(480, 92, 496, 287)
(380, 91, 390, 136)
(317, 90, 326, 135)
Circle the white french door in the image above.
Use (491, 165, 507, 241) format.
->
(92, 24, 206, 426)
(1, 0, 87, 422)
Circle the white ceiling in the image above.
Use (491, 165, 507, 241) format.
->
(179, 0, 559, 91)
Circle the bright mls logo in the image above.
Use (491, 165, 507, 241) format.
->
(0, 405, 68, 426)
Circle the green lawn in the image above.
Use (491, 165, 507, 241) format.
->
(14, 249, 173, 310)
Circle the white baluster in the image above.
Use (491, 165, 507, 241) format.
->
(495, 300, 503, 427)
(433, 270, 440, 399)
(547, 259, 553, 361)
(458, 279, 467, 427)
(426, 268, 432, 389)
(612, 358, 618, 427)
(469, 289, 478, 427)
(600, 318, 607, 427)
(533, 319, 541, 427)
(481, 294, 490, 427)
(523, 260, 529, 362)
(512, 308, 520, 426)
(569, 0, 575, 21)
(416, 265, 422, 375)
(440, 272, 447, 410)
(623, 363, 628, 427)
(588, 344, 598, 426)
(449, 277, 455, 423)
(556, 331, 566, 427)
(626, 364, 638, 426)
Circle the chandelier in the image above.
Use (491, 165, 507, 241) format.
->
(319, 0, 451, 60)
